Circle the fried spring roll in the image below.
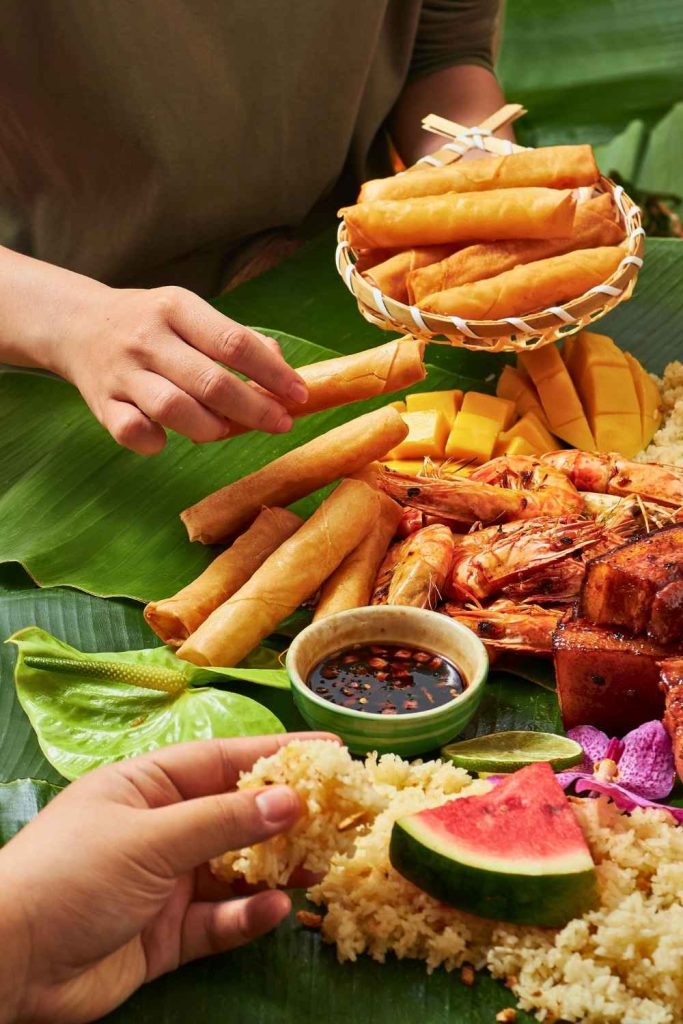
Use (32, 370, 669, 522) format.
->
(144, 507, 303, 646)
(419, 246, 624, 320)
(408, 194, 624, 303)
(359, 145, 600, 203)
(313, 492, 402, 620)
(362, 246, 456, 303)
(340, 188, 576, 249)
(226, 338, 425, 437)
(181, 406, 408, 544)
(176, 480, 380, 666)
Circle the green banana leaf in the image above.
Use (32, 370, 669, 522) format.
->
(0, 332, 483, 603)
(9, 627, 285, 780)
(101, 889, 533, 1024)
(498, 0, 683, 144)
(497, 0, 683, 214)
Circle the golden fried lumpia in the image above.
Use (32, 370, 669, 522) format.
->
(144, 507, 303, 646)
(176, 479, 380, 666)
(359, 146, 599, 203)
(313, 492, 402, 620)
(408, 194, 624, 303)
(181, 406, 408, 544)
(420, 246, 624, 320)
(225, 338, 425, 436)
(362, 246, 456, 303)
(340, 188, 576, 249)
(354, 248, 401, 273)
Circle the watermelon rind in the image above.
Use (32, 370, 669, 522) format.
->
(389, 815, 598, 929)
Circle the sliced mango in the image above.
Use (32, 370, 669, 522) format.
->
(561, 335, 579, 377)
(461, 391, 517, 430)
(565, 331, 641, 457)
(496, 365, 551, 429)
(406, 389, 463, 427)
(445, 411, 500, 463)
(518, 345, 596, 452)
(498, 411, 559, 454)
(493, 433, 540, 459)
(624, 351, 663, 448)
(389, 410, 450, 460)
(382, 459, 433, 475)
(387, 399, 407, 413)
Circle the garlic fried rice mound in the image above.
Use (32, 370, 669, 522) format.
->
(211, 739, 387, 885)
(216, 740, 683, 1023)
(486, 797, 683, 1024)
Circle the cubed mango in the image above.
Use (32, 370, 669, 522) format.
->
(445, 411, 500, 463)
(461, 391, 517, 429)
(498, 411, 559, 454)
(493, 434, 540, 459)
(389, 410, 449, 460)
(566, 331, 642, 457)
(387, 399, 406, 413)
(405, 389, 463, 426)
(518, 345, 596, 452)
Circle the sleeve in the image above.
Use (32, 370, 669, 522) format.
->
(409, 0, 503, 79)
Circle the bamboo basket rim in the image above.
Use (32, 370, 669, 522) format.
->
(335, 111, 645, 354)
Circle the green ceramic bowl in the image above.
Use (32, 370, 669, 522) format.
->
(286, 606, 488, 756)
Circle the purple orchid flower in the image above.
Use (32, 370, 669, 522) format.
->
(556, 721, 683, 823)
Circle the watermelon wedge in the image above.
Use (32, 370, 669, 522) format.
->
(390, 763, 596, 927)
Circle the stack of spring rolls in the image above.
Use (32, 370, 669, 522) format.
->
(144, 342, 424, 667)
(339, 145, 627, 320)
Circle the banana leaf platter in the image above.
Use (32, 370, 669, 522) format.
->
(2, 1, 683, 1017)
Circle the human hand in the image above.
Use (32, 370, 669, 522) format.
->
(0, 732, 336, 1024)
(0, 247, 309, 455)
(51, 282, 309, 454)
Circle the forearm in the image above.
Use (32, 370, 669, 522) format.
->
(391, 64, 513, 165)
(0, 245, 107, 376)
(0, 862, 33, 1023)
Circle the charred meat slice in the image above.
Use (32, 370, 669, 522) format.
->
(553, 616, 675, 733)
(579, 524, 683, 642)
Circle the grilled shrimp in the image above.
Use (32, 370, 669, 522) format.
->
(383, 524, 455, 608)
(542, 450, 683, 510)
(442, 600, 561, 655)
(380, 456, 583, 525)
(447, 516, 604, 602)
(371, 542, 403, 605)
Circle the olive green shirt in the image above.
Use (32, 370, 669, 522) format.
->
(0, 0, 499, 294)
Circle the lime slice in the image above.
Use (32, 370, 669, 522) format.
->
(441, 731, 583, 774)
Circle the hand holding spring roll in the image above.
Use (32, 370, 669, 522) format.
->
(221, 338, 425, 436)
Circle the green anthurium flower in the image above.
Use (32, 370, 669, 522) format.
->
(8, 627, 286, 781)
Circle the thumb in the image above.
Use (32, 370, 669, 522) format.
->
(144, 785, 301, 876)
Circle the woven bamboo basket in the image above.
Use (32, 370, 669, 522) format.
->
(335, 105, 645, 354)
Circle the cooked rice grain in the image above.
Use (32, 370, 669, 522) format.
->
(637, 361, 683, 467)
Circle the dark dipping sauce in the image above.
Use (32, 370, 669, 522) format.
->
(307, 642, 466, 715)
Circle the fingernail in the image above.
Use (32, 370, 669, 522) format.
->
(255, 786, 299, 826)
(288, 381, 309, 405)
(275, 414, 293, 434)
